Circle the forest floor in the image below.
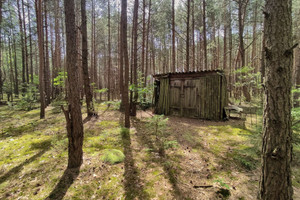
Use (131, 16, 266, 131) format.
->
(0, 101, 299, 200)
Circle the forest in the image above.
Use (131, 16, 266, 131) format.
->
(0, 0, 299, 199)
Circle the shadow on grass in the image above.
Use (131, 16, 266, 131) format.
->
(173, 117, 261, 172)
(0, 139, 52, 185)
(132, 118, 188, 199)
(45, 167, 80, 200)
(120, 122, 150, 200)
(0, 121, 38, 139)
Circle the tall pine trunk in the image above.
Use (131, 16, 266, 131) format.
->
(81, 0, 94, 116)
(44, 1, 51, 105)
(131, 0, 139, 116)
(17, 0, 26, 90)
(35, 0, 45, 119)
(171, 0, 175, 72)
(121, 0, 130, 128)
(107, 0, 111, 101)
(259, 0, 293, 199)
(202, 0, 207, 70)
(21, 0, 29, 83)
(185, 0, 190, 72)
(63, 0, 84, 168)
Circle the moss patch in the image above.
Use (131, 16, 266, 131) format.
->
(100, 149, 125, 164)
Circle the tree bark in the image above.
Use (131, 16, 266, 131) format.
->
(107, 0, 111, 101)
(259, 0, 293, 199)
(17, 0, 26, 89)
(63, 0, 84, 168)
(54, 0, 61, 97)
(237, 0, 251, 102)
(294, 47, 300, 107)
(131, 0, 139, 116)
(202, 0, 207, 70)
(0, 0, 4, 99)
(13, 34, 19, 96)
(35, 0, 45, 119)
(172, 0, 175, 72)
(21, 0, 29, 84)
(144, 0, 151, 90)
(191, 0, 195, 71)
(185, 0, 190, 72)
(141, 0, 146, 80)
(81, 0, 94, 116)
(44, 1, 51, 105)
(121, 0, 130, 128)
(27, 0, 34, 84)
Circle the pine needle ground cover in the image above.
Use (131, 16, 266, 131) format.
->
(0, 103, 299, 199)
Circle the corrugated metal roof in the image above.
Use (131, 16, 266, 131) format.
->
(153, 69, 224, 78)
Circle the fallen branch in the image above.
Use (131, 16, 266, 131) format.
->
(193, 185, 213, 189)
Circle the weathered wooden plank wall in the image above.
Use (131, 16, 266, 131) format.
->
(154, 72, 227, 120)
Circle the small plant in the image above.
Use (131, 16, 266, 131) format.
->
(214, 178, 230, 190)
(129, 71, 154, 110)
(53, 71, 67, 87)
(16, 84, 38, 111)
(164, 140, 178, 150)
(147, 115, 169, 155)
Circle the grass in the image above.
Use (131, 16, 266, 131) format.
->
(0, 103, 299, 199)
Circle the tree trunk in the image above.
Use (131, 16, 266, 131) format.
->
(223, 19, 227, 71)
(131, 0, 139, 116)
(294, 47, 300, 107)
(44, 1, 51, 105)
(90, 0, 95, 85)
(13, 34, 19, 96)
(144, 0, 151, 90)
(121, 0, 130, 128)
(202, 0, 207, 70)
(141, 0, 146, 80)
(228, 2, 233, 97)
(119, 6, 124, 110)
(107, 0, 111, 101)
(0, 0, 3, 99)
(185, 0, 190, 72)
(27, 1, 34, 84)
(8, 36, 14, 101)
(93, 9, 97, 99)
(237, 0, 251, 102)
(54, 0, 61, 97)
(259, 0, 293, 199)
(252, 1, 258, 96)
(63, 0, 84, 169)
(17, 0, 26, 89)
(35, 0, 45, 119)
(191, 0, 195, 71)
(172, 0, 175, 72)
(81, 0, 94, 116)
(21, 0, 29, 83)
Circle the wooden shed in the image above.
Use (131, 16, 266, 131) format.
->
(153, 70, 228, 120)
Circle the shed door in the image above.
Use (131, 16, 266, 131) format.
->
(196, 75, 222, 120)
(169, 80, 181, 116)
(182, 79, 198, 117)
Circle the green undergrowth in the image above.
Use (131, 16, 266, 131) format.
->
(0, 102, 299, 199)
